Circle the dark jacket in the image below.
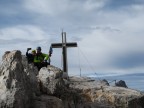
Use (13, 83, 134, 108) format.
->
(26, 52, 34, 63)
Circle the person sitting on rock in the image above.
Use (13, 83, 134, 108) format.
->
(33, 46, 49, 71)
(26, 48, 36, 63)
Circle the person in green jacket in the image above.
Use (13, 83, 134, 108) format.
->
(34, 46, 49, 70)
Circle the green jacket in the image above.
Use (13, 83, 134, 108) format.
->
(34, 53, 49, 63)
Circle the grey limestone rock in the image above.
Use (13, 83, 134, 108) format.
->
(37, 65, 64, 95)
(0, 50, 33, 108)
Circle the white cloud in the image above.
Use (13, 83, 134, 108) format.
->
(131, 4, 144, 11)
(84, 0, 108, 11)
(76, 11, 144, 72)
(23, 0, 109, 15)
(0, 25, 47, 40)
(23, 0, 70, 15)
(123, 3, 144, 13)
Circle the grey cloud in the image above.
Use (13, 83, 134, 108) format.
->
(0, 0, 144, 75)
(0, 39, 51, 46)
(77, 26, 121, 32)
(0, 39, 31, 44)
(105, 0, 144, 10)
(110, 52, 144, 69)
(70, 37, 83, 42)
(0, 0, 23, 16)
(0, 0, 125, 35)
(102, 27, 121, 32)
(20, 0, 109, 32)
(0, 0, 38, 28)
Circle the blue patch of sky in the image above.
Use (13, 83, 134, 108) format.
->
(0, 0, 41, 28)
(0, 0, 22, 13)
(104, 0, 144, 10)
(0, 0, 21, 4)
(112, 52, 144, 69)
(0, 14, 37, 28)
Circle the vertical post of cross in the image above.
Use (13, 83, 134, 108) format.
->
(62, 32, 68, 73)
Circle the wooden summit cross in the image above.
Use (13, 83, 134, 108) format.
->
(51, 32, 77, 77)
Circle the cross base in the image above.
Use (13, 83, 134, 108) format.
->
(62, 72, 68, 79)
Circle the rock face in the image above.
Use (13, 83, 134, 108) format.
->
(0, 51, 33, 108)
(0, 50, 63, 108)
(68, 77, 143, 108)
(38, 66, 63, 95)
(0, 50, 144, 108)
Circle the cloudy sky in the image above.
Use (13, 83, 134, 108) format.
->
(0, 0, 144, 76)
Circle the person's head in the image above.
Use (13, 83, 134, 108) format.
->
(36, 46, 41, 53)
(31, 50, 36, 55)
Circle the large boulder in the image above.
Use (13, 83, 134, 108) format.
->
(0, 50, 39, 108)
(37, 65, 64, 95)
(0, 51, 33, 108)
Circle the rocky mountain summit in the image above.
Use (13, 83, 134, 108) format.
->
(0, 50, 144, 108)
